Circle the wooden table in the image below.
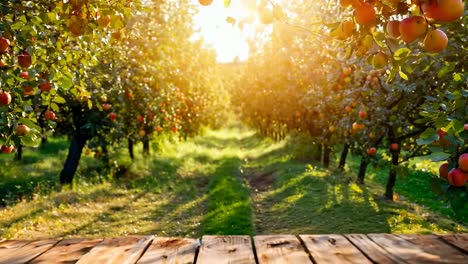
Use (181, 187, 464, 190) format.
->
(0, 234, 467, 263)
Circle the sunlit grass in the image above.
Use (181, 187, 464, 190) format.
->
(0, 125, 466, 240)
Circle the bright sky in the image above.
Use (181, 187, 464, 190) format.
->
(192, 0, 252, 63)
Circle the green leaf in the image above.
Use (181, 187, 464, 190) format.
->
(60, 75, 73, 90)
(224, 0, 231, 8)
(393, 48, 411, 61)
(18, 118, 41, 132)
(437, 62, 456, 78)
(398, 71, 408, 80)
(416, 134, 438, 145)
(52, 96, 66, 104)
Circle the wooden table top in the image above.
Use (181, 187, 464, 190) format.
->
(0, 233, 467, 263)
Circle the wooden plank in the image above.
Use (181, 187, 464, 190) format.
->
(345, 234, 404, 263)
(0, 239, 60, 264)
(30, 238, 103, 264)
(197, 235, 255, 264)
(254, 235, 312, 264)
(0, 239, 5, 244)
(77, 236, 153, 264)
(369, 233, 467, 264)
(137, 237, 198, 264)
(439, 233, 468, 254)
(300, 234, 372, 264)
(397, 234, 468, 263)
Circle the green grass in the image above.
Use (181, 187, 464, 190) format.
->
(0, 125, 466, 240)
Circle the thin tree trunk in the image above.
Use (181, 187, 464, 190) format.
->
(142, 137, 150, 156)
(338, 143, 350, 171)
(15, 144, 23, 161)
(385, 150, 399, 200)
(59, 135, 87, 185)
(313, 142, 322, 162)
(323, 143, 331, 168)
(128, 138, 134, 160)
(357, 157, 369, 184)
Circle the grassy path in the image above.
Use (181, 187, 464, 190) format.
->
(0, 125, 466, 239)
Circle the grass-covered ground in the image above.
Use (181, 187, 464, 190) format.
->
(0, 125, 466, 239)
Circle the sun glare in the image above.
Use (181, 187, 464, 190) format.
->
(193, 0, 254, 63)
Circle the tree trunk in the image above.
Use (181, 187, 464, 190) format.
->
(313, 142, 322, 162)
(128, 138, 134, 160)
(323, 143, 331, 168)
(385, 150, 399, 200)
(142, 137, 150, 156)
(59, 135, 87, 185)
(15, 144, 23, 161)
(338, 143, 350, 171)
(357, 157, 369, 184)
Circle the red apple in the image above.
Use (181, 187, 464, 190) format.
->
(345, 106, 352, 113)
(0, 37, 10, 53)
(171, 126, 178, 133)
(109, 112, 117, 121)
(155, 125, 163, 132)
(1, 145, 15, 154)
(0, 91, 12, 105)
(137, 115, 144, 123)
(447, 168, 468, 187)
(359, 110, 367, 119)
(39, 80, 52, 92)
(459, 153, 468, 172)
(19, 71, 29, 79)
(390, 143, 399, 151)
(437, 128, 448, 136)
(18, 50, 32, 68)
(16, 124, 30, 136)
(439, 163, 449, 179)
(464, 123, 468, 130)
(44, 110, 56, 120)
(367, 147, 377, 156)
(102, 103, 111, 111)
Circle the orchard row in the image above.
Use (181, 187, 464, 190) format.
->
(0, 0, 224, 184)
(226, 0, 466, 215)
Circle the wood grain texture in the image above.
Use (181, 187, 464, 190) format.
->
(0, 239, 59, 264)
(137, 237, 198, 264)
(395, 234, 468, 263)
(439, 233, 468, 254)
(369, 234, 465, 264)
(77, 236, 153, 264)
(30, 238, 103, 264)
(345, 234, 404, 263)
(254, 235, 311, 264)
(300, 234, 372, 264)
(197, 235, 255, 264)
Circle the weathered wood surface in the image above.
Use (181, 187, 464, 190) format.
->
(254, 235, 311, 264)
(0, 239, 59, 264)
(77, 236, 153, 264)
(300, 234, 372, 264)
(439, 233, 468, 254)
(137, 237, 198, 264)
(0, 234, 467, 263)
(30, 238, 103, 264)
(197, 235, 256, 264)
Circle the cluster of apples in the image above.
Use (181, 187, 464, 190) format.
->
(367, 143, 399, 156)
(336, 0, 464, 63)
(439, 154, 468, 187)
(387, 0, 464, 53)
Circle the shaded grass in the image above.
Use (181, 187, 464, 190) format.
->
(0, 125, 466, 240)
(244, 135, 468, 234)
